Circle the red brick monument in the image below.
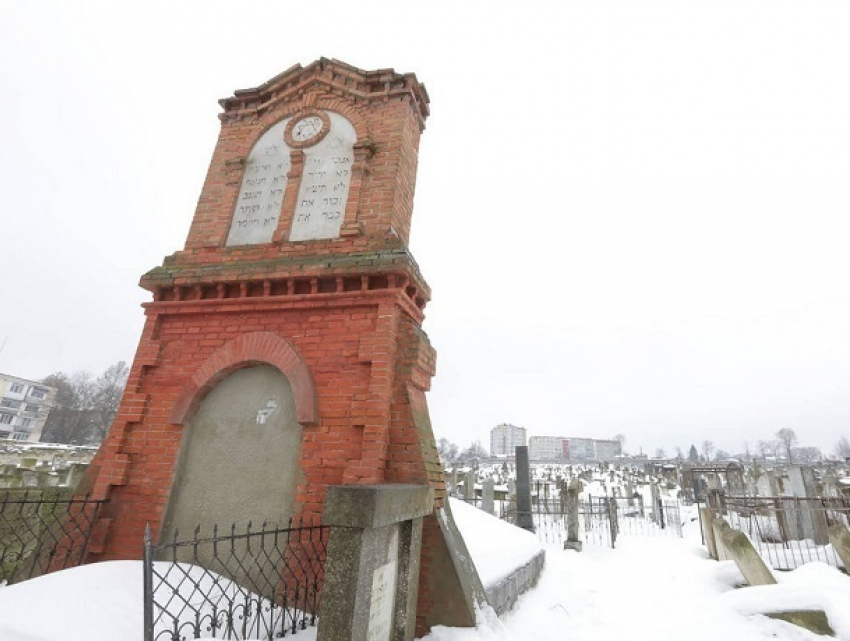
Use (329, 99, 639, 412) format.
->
(84, 59, 483, 634)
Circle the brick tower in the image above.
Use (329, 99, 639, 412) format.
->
(84, 59, 478, 633)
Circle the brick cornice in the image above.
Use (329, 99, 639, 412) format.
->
(218, 58, 429, 131)
(139, 247, 431, 312)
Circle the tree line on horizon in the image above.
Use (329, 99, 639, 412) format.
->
(38, 361, 129, 446)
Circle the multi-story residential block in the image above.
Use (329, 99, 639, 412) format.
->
(490, 423, 527, 457)
(529, 435, 567, 460)
(0, 373, 56, 442)
(593, 439, 622, 461)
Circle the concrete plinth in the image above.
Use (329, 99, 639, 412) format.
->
(319, 485, 433, 641)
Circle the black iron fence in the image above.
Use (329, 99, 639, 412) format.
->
(0, 489, 106, 584)
(702, 495, 850, 571)
(144, 518, 330, 641)
(498, 494, 682, 547)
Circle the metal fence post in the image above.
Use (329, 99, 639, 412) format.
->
(658, 498, 666, 530)
(143, 523, 153, 641)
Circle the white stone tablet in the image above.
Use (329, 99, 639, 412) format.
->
(289, 112, 355, 242)
(226, 119, 292, 246)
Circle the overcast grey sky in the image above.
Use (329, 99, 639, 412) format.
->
(1, 1, 848, 457)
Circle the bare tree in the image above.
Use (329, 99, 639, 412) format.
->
(757, 439, 779, 460)
(40, 361, 128, 445)
(775, 428, 798, 463)
(90, 361, 129, 441)
(701, 440, 714, 462)
(653, 447, 667, 459)
(437, 437, 459, 467)
(834, 436, 850, 460)
(457, 440, 488, 468)
(791, 446, 822, 463)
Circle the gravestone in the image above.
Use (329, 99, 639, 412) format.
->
(786, 466, 828, 545)
(82, 59, 483, 636)
(515, 446, 534, 532)
(563, 478, 582, 552)
(463, 471, 475, 502)
(482, 479, 495, 515)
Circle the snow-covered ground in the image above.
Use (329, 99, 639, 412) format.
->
(1, 502, 849, 640)
(426, 502, 850, 641)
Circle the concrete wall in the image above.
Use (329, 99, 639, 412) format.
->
(486, 550, 545, 616)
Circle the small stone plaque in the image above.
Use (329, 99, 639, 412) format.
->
(226, 119, 291, 246)
(367, 561, 397, 641)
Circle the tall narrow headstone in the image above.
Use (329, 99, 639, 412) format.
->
(787, 466, 828, 545)
(515, 446, 534, 532)
(482, 479, 495, 515)
(564, 478, 582, 552)
(464, 471, 475, 502)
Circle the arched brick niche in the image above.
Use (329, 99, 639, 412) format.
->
(170, 331, 318, 426)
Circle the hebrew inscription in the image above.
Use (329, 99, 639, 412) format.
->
(226, 119, 292, 246)
(289, 112, 356, 241)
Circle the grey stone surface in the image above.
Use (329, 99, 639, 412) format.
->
(434, 501, 489, 612)
(515, 446, 534, 532)
(766, 610, 834, 636)
(161, 365, 303, 542)
(322, 484, 434, 529)
(565, 478, 581, 547)
(463, 471, 475, 501)
(827, 523, 850, 571)
(712, 517, 732, 562)
(485, 550, 546, 616)
(482, 479, 495, 515)
(719, 523, 777, 586)
(786, 466, 829, 545)
(319, 485, 432, 641)
(700, 507, 718, 560)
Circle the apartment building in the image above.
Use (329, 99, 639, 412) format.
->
(490, 423, 527, 457)
(0, 373, 56, 442)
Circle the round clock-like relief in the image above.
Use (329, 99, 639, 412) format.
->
(292, 116, 324, 142)
(284, 111, 331, 148)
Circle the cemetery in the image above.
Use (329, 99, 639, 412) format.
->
(0, 56, 849, 641)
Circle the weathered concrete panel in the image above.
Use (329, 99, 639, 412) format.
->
(161, 365, 303, 540)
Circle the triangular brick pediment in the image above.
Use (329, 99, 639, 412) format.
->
(219, 57, 430, 130)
